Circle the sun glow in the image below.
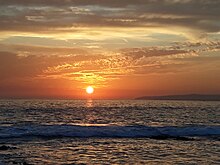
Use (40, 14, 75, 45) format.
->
(86, 86, 94, 94)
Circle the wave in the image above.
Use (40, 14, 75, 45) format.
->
(0, 124, 219, 139)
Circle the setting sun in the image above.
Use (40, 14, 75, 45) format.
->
(86, 86, 94, 94)
(0, 1, 219, 164)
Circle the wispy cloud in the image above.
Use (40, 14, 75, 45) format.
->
(1, 41, 219, 89)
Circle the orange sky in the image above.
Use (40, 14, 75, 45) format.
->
(0, 0, 220, 99)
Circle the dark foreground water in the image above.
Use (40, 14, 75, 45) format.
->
(0, 100, 219, 164)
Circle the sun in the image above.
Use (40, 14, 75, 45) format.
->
(86, 86, 94, 94)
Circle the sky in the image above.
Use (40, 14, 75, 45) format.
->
(0, 0, 220, 99)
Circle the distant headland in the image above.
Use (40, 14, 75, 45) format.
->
(135, 94, 220, 101)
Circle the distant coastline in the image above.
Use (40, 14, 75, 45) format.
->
(135, 94, 220, 101)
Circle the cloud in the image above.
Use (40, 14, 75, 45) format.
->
(120, 47, 188, 59)
(0, 0, 219, 8)
(0, 38, 220, 95)
(0, 43, 91, 56)
(0, 0, 219, 36)
(172, 41, 220, 52)
(0, 40, 219, 84)
(0, 48, 132, 88)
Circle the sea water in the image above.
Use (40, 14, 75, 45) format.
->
(0, 100, 219, 164)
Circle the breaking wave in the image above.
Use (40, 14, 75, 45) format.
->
(0, 124, 219, 139)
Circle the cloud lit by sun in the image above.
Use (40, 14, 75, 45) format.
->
(0, 0, 220, 99)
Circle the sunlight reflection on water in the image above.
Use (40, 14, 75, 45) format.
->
(0, 100, 219, 164)
(86, 99, 93, 108)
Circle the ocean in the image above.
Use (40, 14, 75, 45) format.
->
(0, 99, 219, 164)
